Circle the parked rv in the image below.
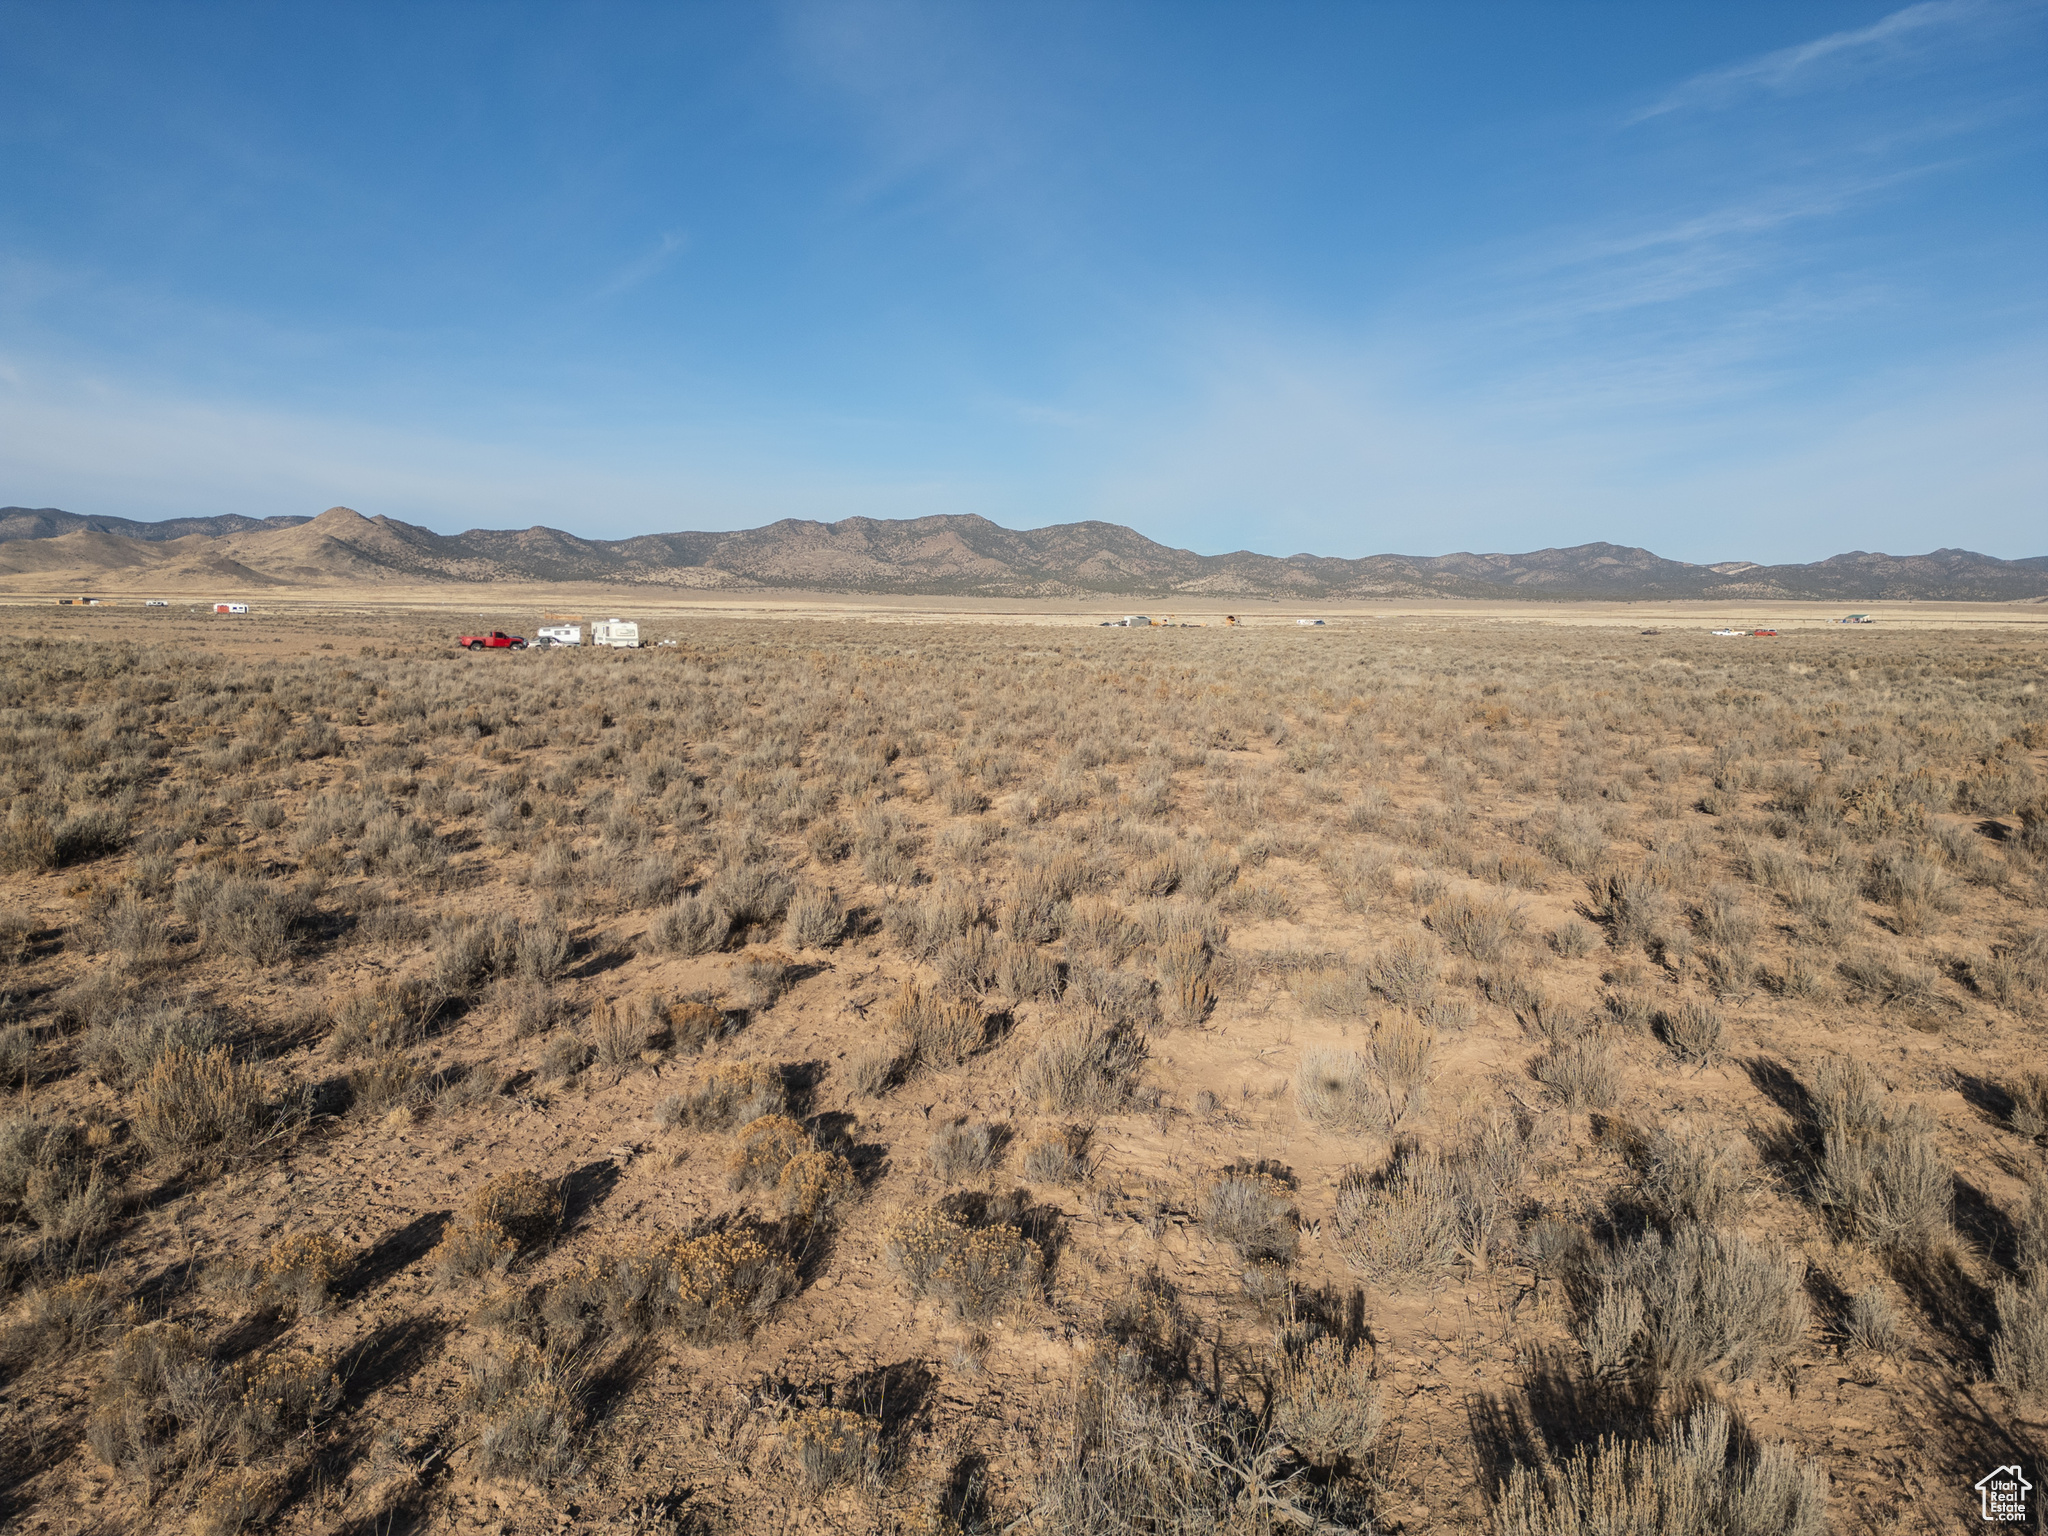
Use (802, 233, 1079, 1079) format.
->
(591, 619, 642, 648)
(214, 603, 250, 615)
(536, 624, 583, 646)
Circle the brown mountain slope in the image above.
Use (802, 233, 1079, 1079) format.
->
(1, 505, 2042, 600)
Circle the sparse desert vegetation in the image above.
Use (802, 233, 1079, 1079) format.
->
(0, 603, 2044, 1531)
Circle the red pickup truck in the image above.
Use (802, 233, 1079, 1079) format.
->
(457, 631, 527, 651)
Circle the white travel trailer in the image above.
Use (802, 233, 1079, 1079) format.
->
(591, 618, 642, 648)
(536, 624, 582, 646)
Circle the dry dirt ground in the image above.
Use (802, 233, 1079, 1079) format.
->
(1, 601, 2045, 1535)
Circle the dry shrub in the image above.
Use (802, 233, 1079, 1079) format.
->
(348, 1049, 421, 1116)
(1035, 1370, 1333, 1534)
(83, 1000, 223, 1086)
(784, 886, 845, 948)
(1429, 892, 1523, 965)
(1274, 1336, 1384, 1472)
(886, 1197, 1045, 1321)
(1334, 1149, 1469, 1288)
(650, 894, 728, 955)
(889, 980, 988, 1068)
(461, 1335, 582, 1483)
(1019, 1019, 1145, 1113)
(1023, 1125, 1091, 1185)
(1844, 1284, 1902, 1360)
(1580, 1223, 1809, 1386)
(133, 1046, 272, 1168)
(0, 1112, 108, 1251)
(2, 1273, 119, 1364)
(788, 1405, 882, 1491)
(234, 1347, 340, 1456)
(846, 1042, 905, 1099)
(87, 1321, 225, 1483)
(1992, 1274, 2048, 1401)
(658, 1059, 786, 1131)
(1551, 917, 1600, 959)
(194, 1468, 289, 1536)
(176, 870, 312, 963)
(776, 1149, 858, 1223)
(588, 995, 656, 1073)
(1808, 1063, 1949, 1255)
(1492, 1404, 1826, 1536)
(1531, 1033, 1621, 1111)
(993, 940, 1059, 1004)
(257, 1231, 353, 1316)
(1197, 1169, 1295, 1265)
(329, 978, 437, 1058)
(548, 1226, 798, 1342)
(1296, 1049, 1384, 1134)
(1297, 963, 1374, 1019)
(433, 1170, 561, 1285)
(1156, 927, 1214, 1026)
(1811, 1055, 1885, 1136)
(727, 1113, 810, 1192)
(1368, 1013, 1435, 1125)
(1656, 999, 1725, 1068)
(1368, 931, 1443, 1008)
(930, 1120, 1001, 1182)
(1633, 1123, 1749, 1227)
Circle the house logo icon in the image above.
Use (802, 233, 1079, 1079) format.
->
(1977, 1464, 2032, 1523)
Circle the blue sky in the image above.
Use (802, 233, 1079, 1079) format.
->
(1, 1, 2042, 562)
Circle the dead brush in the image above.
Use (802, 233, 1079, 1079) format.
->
(1334, 1149, 1460, 1288)
(460, 1335, 584, 1484)
(786, 1405, 883, 1491)
(1367, 1013, 1436, 1126)
(431, 1170, 563, 1286)
(1296, 1048, 1385, 1134)
(1197, 1168, 1295, 1265)
(783, 885, 845, 948)
(256, 1231, 353, 1316)
(726, 1113, 811, 1192)
(1427, 892, 1523, 965)
(1491, 1404, 1826, 1536)
(929, 1120, 1002, 1182)
(888, 979, 988, 1069)
(649, 893, 727, 955)
(0, 1273, 120, 1365)
(1576, 1222, 1810, 1387)
(1273, 1335, 1384, 1472)
(886, 1194, 1046, 1321)
(328, 977, 439, 1058)
(1368, 931, 1443, 1007)
(656, 1059, 787, 1131)
(1813, 1097, 1951, 1256)
(1656, 999, 1725, 1068)
(1022, 1124, 1092, 1184)
(588, 995, 655, 1074)
(1631, 1123, 1750, 1227)
(1019, 1017, 1145, 1113)
(132, 1045, 273, 1169)
(348, 1050, 422, 1117)
(1155, 927, 1214, 1026)
(1531, 1031, 1622, 1111)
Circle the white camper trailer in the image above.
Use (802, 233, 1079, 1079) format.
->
(536, 624, 583, 646)
(591, 619, 642, 648)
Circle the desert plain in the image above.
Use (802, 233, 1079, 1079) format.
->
(0, 593, 2044, 1535)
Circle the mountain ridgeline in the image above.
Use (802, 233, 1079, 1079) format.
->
(2, 505, 2043, 601)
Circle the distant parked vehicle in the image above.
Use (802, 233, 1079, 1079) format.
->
(1710, 628, 1743, 637)
(1751, 629, 1778, 637)
(144, 600, 169, 608)
(1296, 618, 1326, 626)
(214, 603, 249, 614)
(458, 631, 526, 651)
(591, 619, 642, 648)
(536, 624, 582, 646)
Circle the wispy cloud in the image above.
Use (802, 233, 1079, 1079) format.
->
(1635, 0, 1993, 119)
(589, 230, 690, 301)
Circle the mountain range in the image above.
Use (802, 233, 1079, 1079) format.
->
(2, 505, 2044, 602)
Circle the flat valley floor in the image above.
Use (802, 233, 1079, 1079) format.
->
(0, 597, 2044, 1535)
